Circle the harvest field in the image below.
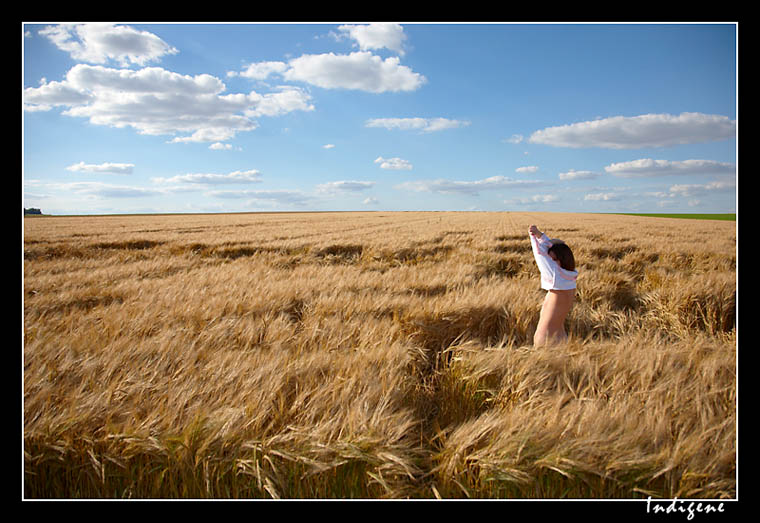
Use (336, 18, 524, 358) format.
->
(23, 211, 737, 499)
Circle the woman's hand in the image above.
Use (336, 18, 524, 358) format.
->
(529, 225, 542, 236)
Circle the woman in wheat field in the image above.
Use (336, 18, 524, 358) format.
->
(529, 225, 578, 346)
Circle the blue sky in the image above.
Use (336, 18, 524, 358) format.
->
(22, 22, 737, 215)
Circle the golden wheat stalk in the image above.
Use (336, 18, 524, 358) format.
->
(24, 212, 736, 498)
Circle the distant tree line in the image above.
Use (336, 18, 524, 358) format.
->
(24, 208, 42, 215)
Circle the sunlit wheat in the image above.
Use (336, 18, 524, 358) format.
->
(23, 212, 736, 498)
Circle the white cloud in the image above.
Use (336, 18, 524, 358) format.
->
(323, 144, 336, 149)
(209, 142, 233, 150)
(374, 156, 412, 170)
(508, 194, 559, 204)
(152, 169, 262, 185)
(23, 64, 313, 143)
(39, 23, 178, 67)
(558, 169, 600, 181)
(604, 158, 736, 178)
(528, 113, 736, 149)
(169, 128, 242, 144)
(66, 63, 225, 95)
(283, 52, 425, 93)
(644, 191, 670, 199)
(668, 180, 736, 197)
(228, 31, 423, 93)
(584, 192, 620, 201)
(207, 189, 313, 206)
(365, 117, 470, 133)
(396, 176, 542, 195)
(41, 181, 163, 199)
(81, 185, 159, 198)
(316, 181, 375, 194)
(515, 166, 538, 174)
(23, 78, 93, 111)
(503, 134, 524, 144)
(363, 197, 379, 205)
(243, 86, 315, 117)
(66, 161, 134, 174)
(229, 61, 288, 80)
(337, 23, 407, 55)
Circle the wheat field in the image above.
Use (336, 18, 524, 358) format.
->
(22, 211, 736, 499)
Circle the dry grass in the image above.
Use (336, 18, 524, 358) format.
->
(23, 211, 736, 499)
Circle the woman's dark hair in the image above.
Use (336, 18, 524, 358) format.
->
(548, 243, 575, 272)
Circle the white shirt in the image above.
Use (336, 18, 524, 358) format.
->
(530, 233, 578, 291)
